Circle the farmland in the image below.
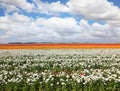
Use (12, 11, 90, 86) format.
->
(0, 44, 120, 49)
(0, 49, 120, 91)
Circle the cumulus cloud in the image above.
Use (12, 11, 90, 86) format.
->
(0, 4, 19, 13)
(67, 0, 120, 20)
(67, 0, 120, 27)
(0, 0, 120, 43)
(35, 17, 79, 31)
(32, 0, 69, 15)
(32, 0, 120, 27)
(0, 12, 120, 43)
(0, 13, 81, 42)
(0, 0, 35, 13)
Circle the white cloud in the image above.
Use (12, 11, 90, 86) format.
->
(32, 0, 120, 28)
(2, 4, 19, 13)
(67, 0, 120, 28)
(0, 0, 35, 12)
(1, 0, 120, 43)
(67, 0, 120, 20)
(0, 13, 80, 42)
(36, 17, 78, 29)
(33, 0, 69, 15)
(0, 13, 79, 42)
(78, 19, 120, 42)
(1, 0, 120, 27)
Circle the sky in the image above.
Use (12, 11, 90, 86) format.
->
(0, 0, 120, 43)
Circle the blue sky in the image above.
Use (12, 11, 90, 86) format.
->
(0, 0, 120, 43)
(108, 0, 120, 7)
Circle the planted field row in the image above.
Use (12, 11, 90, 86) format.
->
(1, 44, 120, 49)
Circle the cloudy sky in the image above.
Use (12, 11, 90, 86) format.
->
(0, 0, 120, 43)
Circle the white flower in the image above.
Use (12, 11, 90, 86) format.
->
(61, 82, 65, 85)
(57, 82, 59, 84)
(50, 84, 53, 86)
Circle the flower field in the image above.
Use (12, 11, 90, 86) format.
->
(0, 49, 120, 91)
(1, 44, 120, 49)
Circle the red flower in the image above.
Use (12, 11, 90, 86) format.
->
(80, 73, 85, 76)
